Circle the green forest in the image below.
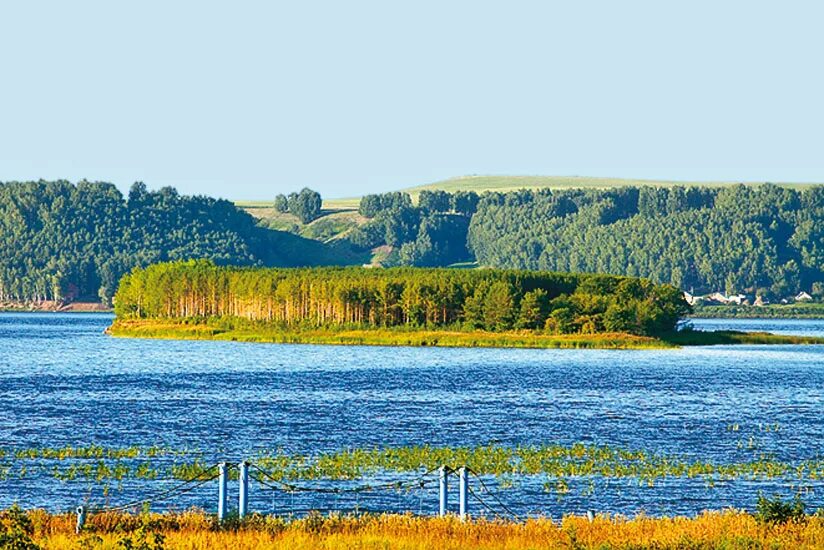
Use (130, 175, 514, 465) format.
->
(0, 180, 352, 304)
(114, 260, 689, 336)
(347, 184, 822, 298)
(467, 184, 823, 297)
(2, 179, 822, 307)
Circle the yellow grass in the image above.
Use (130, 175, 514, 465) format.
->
(108, 319, 675, 349)
(19, 510, 824, 549)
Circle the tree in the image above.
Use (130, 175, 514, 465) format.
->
(359, 194, 383, 218)
(603, 303, 638, 333)
(289, 188, 322, 223)
(483, 281, 515, 331)
(418, 190, 451, 213)
(452, 191, 479, 216)
(545, 307, 576, 334)
(382, 206, 420, 247)
(347, 221, 385, 251)
(274, 194, 289, 213)
(516, 289, 549, 329)
(398, 215, 471, 267)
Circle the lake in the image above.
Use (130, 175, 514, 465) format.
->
(1, 313, 822, 517)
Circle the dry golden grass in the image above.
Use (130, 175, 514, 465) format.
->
(17, 510, 824, 549)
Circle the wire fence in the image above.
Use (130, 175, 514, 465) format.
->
(73, 462, 520, 521)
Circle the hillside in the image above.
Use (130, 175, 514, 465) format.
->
(237, 182, 823, 300)
(243, 175, 817, 209)
(236, 175, 821, 252)
(399, 175, 818, 198)
(2, 178, 821, 308)
(468, 184, 823, 296)
(0, 180, 363, 305)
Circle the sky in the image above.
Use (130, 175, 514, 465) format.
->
(1, 1, 822, 200)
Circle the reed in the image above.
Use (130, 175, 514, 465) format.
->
(9, 509, 824, 550)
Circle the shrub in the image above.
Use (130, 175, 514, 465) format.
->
(755, 494, 806, 525)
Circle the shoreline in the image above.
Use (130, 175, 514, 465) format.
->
(689, 303, 824, 320)
(0, 301, 113, 313)
(4, 302, 822, 321)
(8, 509, 824, 549)
(107, 320, 824, 349)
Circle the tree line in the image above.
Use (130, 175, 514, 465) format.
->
(342, 189, 480, 267)
(114, 260, 689, 336)
(273, 187, 322, 223)
(0, 180, 344, 305)
(341, 184, 822, 297)
(467, 184, 823, 297)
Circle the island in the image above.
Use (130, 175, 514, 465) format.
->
(106, 261, 822, 349)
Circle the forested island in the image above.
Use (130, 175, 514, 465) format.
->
(107, 261, 822, 348)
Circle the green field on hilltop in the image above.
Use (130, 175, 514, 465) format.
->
(399, 175, 817, 199)
(236, 197, 360, 210)
(235, 175, 818, 209)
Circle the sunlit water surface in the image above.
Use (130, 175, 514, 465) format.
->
(1, 313, 822, 517)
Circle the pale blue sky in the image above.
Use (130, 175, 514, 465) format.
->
(1, 1, 822, 199)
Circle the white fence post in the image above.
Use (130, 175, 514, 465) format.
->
(75, 505, 87, 534)
(239, 461, 249, 519)
(218, 462, 228, 522)
(458, 467, 468, 521)
(438, 465, 448, 517)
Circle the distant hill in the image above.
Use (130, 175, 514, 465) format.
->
(0, 180, 363, 305)
(237, 175, 819, 209)
(398, 175, 817, 200)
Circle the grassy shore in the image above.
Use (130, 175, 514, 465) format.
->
(692, 303, 824, 319)
(6, 509, 824, 550)
(106, 320, 824, 349)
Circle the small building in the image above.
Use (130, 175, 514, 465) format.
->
(706, 292, 730, 305)
(795, 291, 813, 302)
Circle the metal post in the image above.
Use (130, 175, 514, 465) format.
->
(218, 462, 228, 522)
(458, 467, 468, 521)
(587, 510, 595, 523)
(238, 461, 249, 519)
(438, 465, 448, 517)
(75, 505, 87, 534)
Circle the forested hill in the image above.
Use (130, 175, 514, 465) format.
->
(467, 184, 823, 297)
(0, 180, 356, 304)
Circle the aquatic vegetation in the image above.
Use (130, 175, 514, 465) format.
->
(11, 446, 183, 461)
(13, 509, 824, 550)
(5, 443, 824, 491)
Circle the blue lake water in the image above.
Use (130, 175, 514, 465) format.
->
(1, 313, 822, 517)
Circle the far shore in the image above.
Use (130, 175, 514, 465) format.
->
(0, 301, 112, 313)
(107, 319, 824, 350)
(5, 301, 824, 321)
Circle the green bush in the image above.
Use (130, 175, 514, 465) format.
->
(755, 494, 806, 525)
